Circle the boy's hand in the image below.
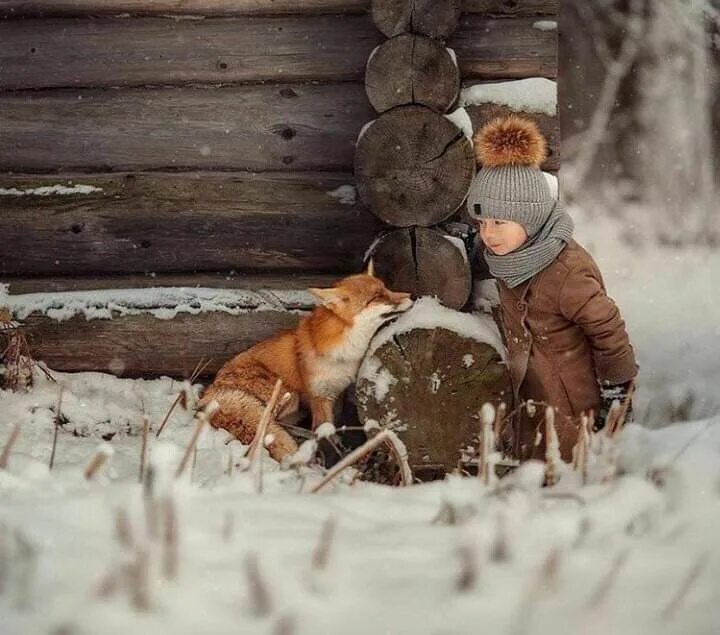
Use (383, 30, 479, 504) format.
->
(595, 380, 634, 431)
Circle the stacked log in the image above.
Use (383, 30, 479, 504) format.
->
(355, 0, 475, 309)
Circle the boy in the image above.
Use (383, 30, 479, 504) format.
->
(465, 116, 638, 461)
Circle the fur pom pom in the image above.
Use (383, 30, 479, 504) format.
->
(473, 115, 547, 168)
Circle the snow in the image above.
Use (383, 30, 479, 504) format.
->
(446, 46, 457, 68)
(444, 234, 469, 263)
(365, 296, 506, 363)
(462, 354, 475, 368)
(0, 285, 316, 322)
(459, 78, 557, 117)
(445, 107, 474, 140)
(356, 119, 375, 144)
(533, 20, 558, 31)
(0, 183, 103, 196)
(326, 184, 357, 206)
(359, 356, 397, 402)
(1, 365, 720, 634)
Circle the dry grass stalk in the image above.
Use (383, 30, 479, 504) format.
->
(175, 408, 212, 479)
(138, 416, 149, 484)
(244, 553, 272, 618)
(84, 444, 113, 480)
(114, 508, 133, 550)
(311, 517, 336, 571)
(155, 357, 210, 438)
(272, 614, 296, 635)
(661, 553, 707, 619)
(128, 547, 150, 611)
(143, 466, 158, 540)
(246, 379, 285, 463)
(606, 379, 637, 438)
(478, 403, 496, 485)
(161, 496, 179, 580)
(0, 424, 21, 470)
(383, 429, 413, 486)
(455, 543, 478, 592)
(310, 430, 391, 493)
(544, 407, 561, 486)
(587, 549, 629, 609)
(48, 387, 64, 470)
(572, 413, 590, 483)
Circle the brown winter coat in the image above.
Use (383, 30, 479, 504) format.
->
(496, 239, 638, 461)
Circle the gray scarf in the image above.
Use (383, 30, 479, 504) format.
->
(483, 201, 574, 288)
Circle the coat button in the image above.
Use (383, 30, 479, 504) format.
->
(516, 301, 526, 311)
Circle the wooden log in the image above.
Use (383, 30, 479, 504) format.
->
(463, 0, 557, 17)
(356, 323, 512, 476)
(2, 273, 340, 295)
(371, 0, 462, 40)
(0, 85, 373, 172)
(448, 15, 557, 79)
(0, 16, 383, 90)
(354, 105, 474, 227)
(17, 310, 303, 378)
(365, 34, 459, 113)
(464, 102, 559, 171)
(0, 0, 369, 16)
(0, 1, 557, 18)
(368, 228, 471, 309)
(0, 172, 383, 276)
(0, 15, 556, 90)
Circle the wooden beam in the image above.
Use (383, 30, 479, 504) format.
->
(0, 16, 383, 89)
(449, 15, 557, 80)
(0, 14, 556, 90)
(19, 310, 304, 378)
(3, 272, 341, 295)
(0, 0, 557, 18)
(0, 172, 384, 276)
(0, 85, 373, 172)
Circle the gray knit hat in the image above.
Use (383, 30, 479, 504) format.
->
(466, 116, 553, 238)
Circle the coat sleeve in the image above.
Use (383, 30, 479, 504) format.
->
(558, 263, 638, 385)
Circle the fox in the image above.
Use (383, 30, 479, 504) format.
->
(199, 262, 413, 462)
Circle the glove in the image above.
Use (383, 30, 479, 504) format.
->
(595, 380, 634, 432)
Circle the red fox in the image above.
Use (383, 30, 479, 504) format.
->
(199, 263, 412, 462)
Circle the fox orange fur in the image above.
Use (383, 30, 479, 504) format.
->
(199, 264, 412, 462)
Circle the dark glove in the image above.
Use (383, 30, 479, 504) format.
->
(595, 380, 634, 432)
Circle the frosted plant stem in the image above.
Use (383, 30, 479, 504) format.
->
(48, 387, 64, 470)
(0, 424, 20, 469)
(310, 430, 391, 493)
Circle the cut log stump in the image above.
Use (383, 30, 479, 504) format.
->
(368, 227, 471, 309)
(372, 0, 462, 40)
(355, 105, 474, 226)
(365, 34, 459, 113)
(356, 304, 512, 479)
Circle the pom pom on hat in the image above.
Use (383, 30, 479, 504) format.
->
(473, 115, 547, 168)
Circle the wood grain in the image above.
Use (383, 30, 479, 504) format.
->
(0, 15, 557, 90)
(19, 310, 304, 378)
(0, 85, 373, 171)
(0, 172, 384, 275)
(0, 0, 557, 18)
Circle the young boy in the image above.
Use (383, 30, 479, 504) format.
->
(465, 116, 638, 461)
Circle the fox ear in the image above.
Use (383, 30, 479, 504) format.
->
(309, 287, 344, 307)
(365, 258, 375, 277)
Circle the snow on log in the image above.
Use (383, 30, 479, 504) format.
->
(371, 0, 462, 40)
(356, 297, 512, 477)
(365, 34, 459, 113)
(367, 227, 471, 309)
(354, 105, 474, 226)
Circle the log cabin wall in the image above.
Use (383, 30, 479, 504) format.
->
(0, 0, 558, 379)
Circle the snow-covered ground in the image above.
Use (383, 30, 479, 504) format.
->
(1, 210, 719, 634)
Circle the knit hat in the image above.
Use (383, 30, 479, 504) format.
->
(466, 116, 553, 238)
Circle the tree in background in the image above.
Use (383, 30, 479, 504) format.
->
(560, 0, 719, 245)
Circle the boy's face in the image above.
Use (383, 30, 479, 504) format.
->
(476, 218, 528, 255)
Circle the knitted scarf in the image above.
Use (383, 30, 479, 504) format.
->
(483, 200, 575, 289)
